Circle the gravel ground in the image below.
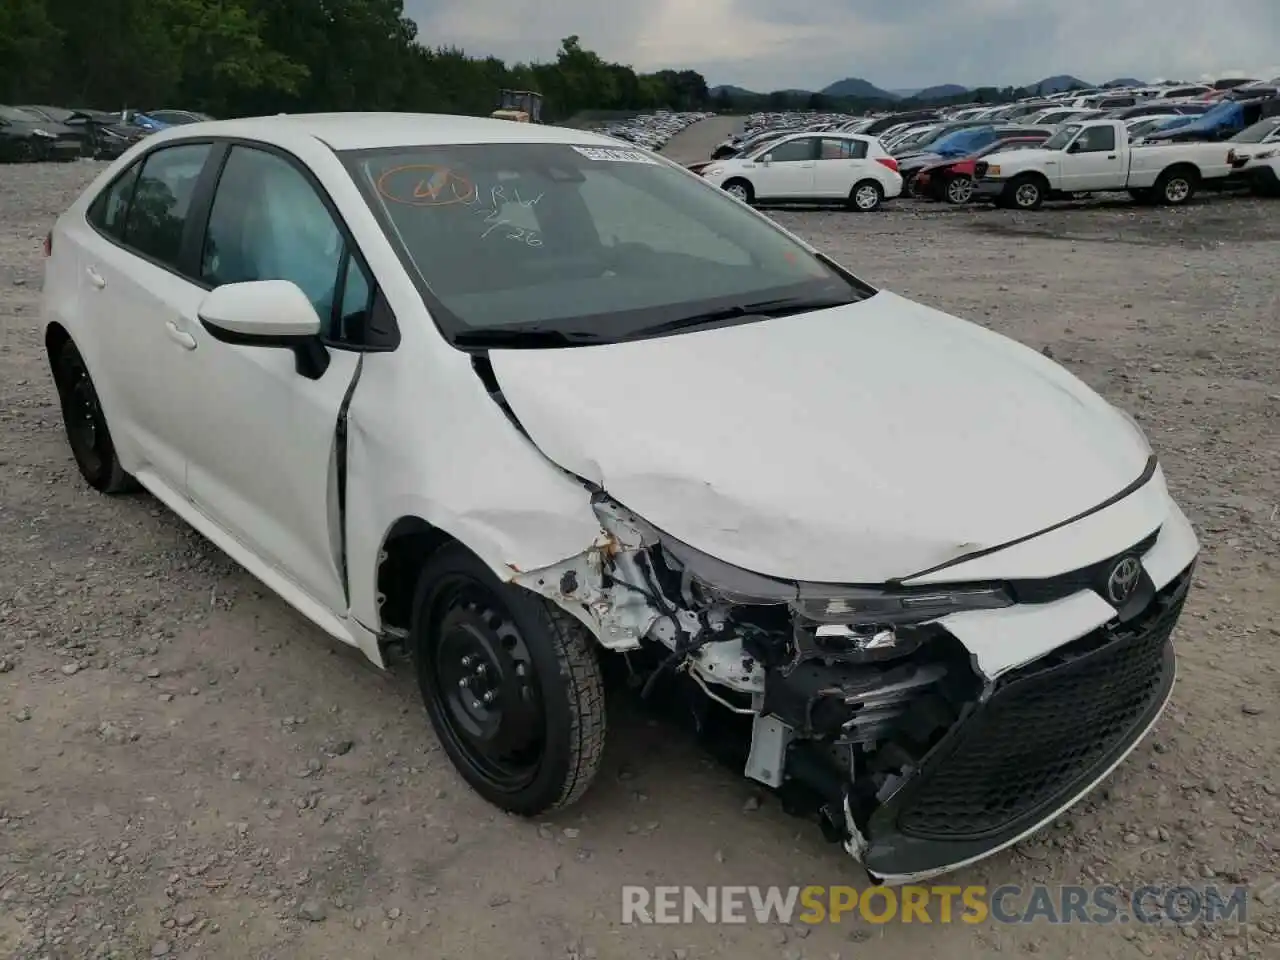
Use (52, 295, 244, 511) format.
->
(1, 120, 1278, 960)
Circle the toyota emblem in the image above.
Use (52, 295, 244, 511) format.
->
(1105, 556, 1143, 605)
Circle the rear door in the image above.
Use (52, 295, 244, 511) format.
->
(76, 141, 217, 496)
(813, 137, 869, 197)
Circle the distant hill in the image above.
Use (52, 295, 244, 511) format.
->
(820, 77, 898, 100)
(888, 88, 920, 97)
(709, 84, 759, 97)
(1105, 77, 1144, 87)
(912, 83, 969, 99)
(1028, 75, 1090, 93)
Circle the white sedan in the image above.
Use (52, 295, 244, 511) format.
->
(42, 112, 1199, 884)
(699, 131, 903, 210)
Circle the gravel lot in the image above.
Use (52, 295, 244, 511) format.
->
(1, 121, 1278, 960)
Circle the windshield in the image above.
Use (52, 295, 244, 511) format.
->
(1231, 117, 1280, 142)
(1042, 124, 1081, 150)
(931, 127, 993, 154)
(340, 143, 869, 346)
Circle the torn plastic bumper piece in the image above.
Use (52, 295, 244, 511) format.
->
(844, 568, 1186, 884)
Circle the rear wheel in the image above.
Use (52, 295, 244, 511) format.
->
(51, 339, 137, 494)
(411, 544, 607, 816)
(1154, 168, 1197, 205)
(849, 180, 884, 212)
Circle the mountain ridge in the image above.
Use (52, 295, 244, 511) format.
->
(712, 74, 1122, 100)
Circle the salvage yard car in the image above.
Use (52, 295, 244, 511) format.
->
(41, 112, 1200, 884)
(973, 118, 1234, 208)
(698, 131, 902, 210)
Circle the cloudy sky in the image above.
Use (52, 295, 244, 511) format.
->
(404, 0, 1280, 91)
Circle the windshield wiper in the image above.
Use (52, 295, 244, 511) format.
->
(632, 295, 860, 338)
(452, 327, 600, 349)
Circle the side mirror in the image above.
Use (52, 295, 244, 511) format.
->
(1066, 140, 1082, 153)
(760, 154, 772, 165)
(197, 280, 330, 379)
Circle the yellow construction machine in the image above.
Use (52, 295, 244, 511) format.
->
(490, 89, 543, 123)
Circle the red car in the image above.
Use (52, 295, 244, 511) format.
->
(913, 135, 1050, 203)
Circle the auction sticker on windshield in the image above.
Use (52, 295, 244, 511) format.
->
(571, 145, 659, 164)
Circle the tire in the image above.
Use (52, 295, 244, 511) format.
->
(51, 338, 138, 494)
(411, 543, 607, 816)
(849, 179, 884, 211)
(722, 178, 754, 204)
(944, 175, 975, 204)
(1006, 174, 1045, 210)
(1154, 167, 1197, 206)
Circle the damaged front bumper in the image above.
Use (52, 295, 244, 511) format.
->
(515, 493, 1199, 884)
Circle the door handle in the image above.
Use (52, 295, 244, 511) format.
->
(1107, 154, 1117, 159)
(164, 320, 196, 350)
(86, 266, 106, 289)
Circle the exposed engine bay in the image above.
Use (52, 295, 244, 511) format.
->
(516, 496, 1187, 882)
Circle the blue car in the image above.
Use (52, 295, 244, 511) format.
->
(126, 109, 214, 132)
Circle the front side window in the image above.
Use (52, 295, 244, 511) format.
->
(1074, 126, 1116, 152)
(761, 138, 815, 162)
(341, 142, 868, 346)
(121, 143, 212, 267)
(201, 146, 345, 321)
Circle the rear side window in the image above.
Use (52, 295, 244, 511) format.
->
(122, 143, 212, 267)
(819, 138, 867, 159)
(88, 163, 141, 240)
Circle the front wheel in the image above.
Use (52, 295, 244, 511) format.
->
(1004, 175, 1045, 210)
(849, 180, 884, 212)
(944, 175, 974, 204)
(411, 544, 607, 816)
(722, 178, 754, 204)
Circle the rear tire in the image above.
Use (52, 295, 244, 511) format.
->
(1154, 168, 1197, 206)
(51, 339, 138, 494)
(411, 544, 607, 816)
(848, 179, 884, 211)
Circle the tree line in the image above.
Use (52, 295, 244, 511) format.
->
(0, 0, 1059, 121)
(0, 0, 710, 121)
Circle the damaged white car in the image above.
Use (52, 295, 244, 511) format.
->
(41, 113, 1200, 884)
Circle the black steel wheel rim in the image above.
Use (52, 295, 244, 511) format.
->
(58, 351, 104, 478)
(424, 576, 546, 792)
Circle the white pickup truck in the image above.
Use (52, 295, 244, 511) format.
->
(971, 119, 1235, 209)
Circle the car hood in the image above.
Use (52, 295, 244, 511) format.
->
(981, 147, 1060, 167)
(487, 292, 1149, 584)
(899, 152, 947, 171)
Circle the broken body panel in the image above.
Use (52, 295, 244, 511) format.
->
(342, 280, 1198, 884)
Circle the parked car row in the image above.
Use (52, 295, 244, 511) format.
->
(0, 105, 213, 162)
(594, 111, 715, 150)
(690, 86, 1280, 212)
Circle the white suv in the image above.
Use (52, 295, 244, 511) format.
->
(699, 132, 903, 210)
(41, 112, 1198, 884)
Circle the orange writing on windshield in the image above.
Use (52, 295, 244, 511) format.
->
(376, 164, 476, 206)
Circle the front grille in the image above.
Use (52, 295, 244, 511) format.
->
(894, 568, 1189, 841)
(974, 161, 989, 179)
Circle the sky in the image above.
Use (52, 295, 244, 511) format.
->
(403, 0, 1280, 92)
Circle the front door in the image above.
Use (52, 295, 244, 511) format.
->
(752, 136, 817, 199)
(1059, 125, 1125, 191)
(179, 143, 371, 616)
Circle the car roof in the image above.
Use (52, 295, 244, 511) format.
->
(145, 112, 631, 152)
